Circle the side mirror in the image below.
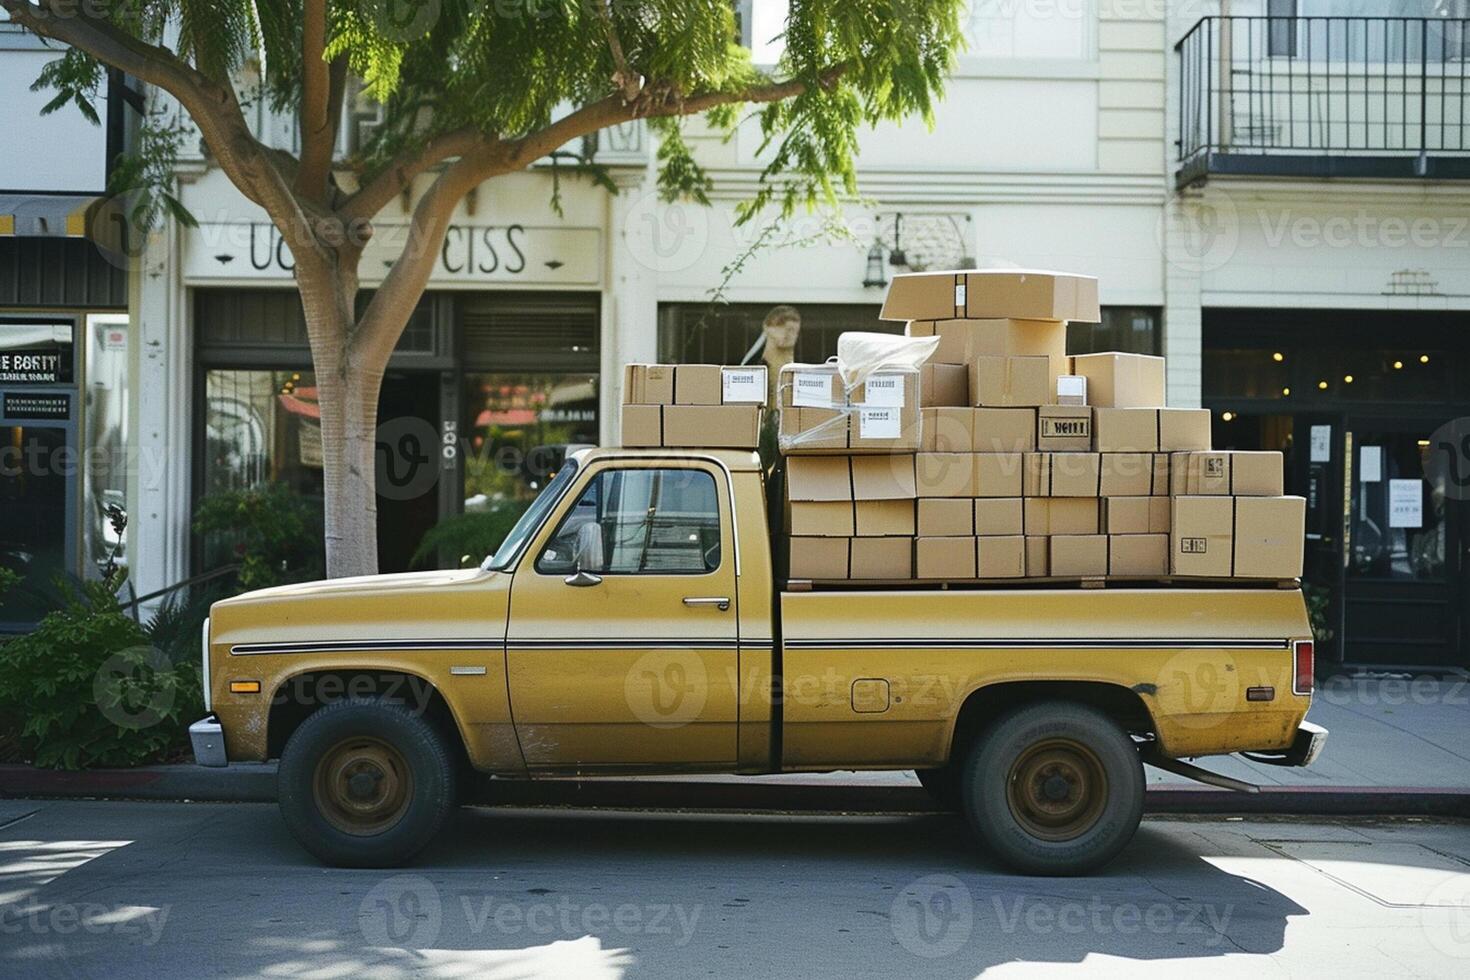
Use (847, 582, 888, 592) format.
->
(564, 570, 603, 588)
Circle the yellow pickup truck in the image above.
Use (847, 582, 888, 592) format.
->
(190, 447, 1324, 875)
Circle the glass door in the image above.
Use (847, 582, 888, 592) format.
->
(1342, 415, 1466, 668)
(0, 416, 78, 631)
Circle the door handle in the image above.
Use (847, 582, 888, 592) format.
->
(683, 596, 730, 611)
(564, 570, 603, 587)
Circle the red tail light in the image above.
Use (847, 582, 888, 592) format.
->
(1292, 640, 1314, 696)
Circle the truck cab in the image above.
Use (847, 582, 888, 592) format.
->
(192, 446, 1324, 874)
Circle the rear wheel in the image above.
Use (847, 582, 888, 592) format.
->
(960, 701, 1143, 875)
(278, 698, 457, 867)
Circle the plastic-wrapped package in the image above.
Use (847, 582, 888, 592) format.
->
(776, 332, 939, 455)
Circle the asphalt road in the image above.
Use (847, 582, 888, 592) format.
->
(0, 799, 1467, 978)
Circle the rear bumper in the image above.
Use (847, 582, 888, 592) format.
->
(190, 715, 228, 768)
(1242, 720, 1328, 768)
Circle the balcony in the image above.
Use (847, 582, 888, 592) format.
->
(1176, 16, 1470, 187)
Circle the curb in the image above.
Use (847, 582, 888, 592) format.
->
(3, 765, 1468, 818)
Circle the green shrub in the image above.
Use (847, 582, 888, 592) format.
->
(194, 482, 322, 590)
(0, 579, 202, 769)
(411, 502, 529, 569)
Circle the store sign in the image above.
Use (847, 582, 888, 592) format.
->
(3, 392, 70, 420)
(1, 322, 74, 384)
(182, 221, 601, 287)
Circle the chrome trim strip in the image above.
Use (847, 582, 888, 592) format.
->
(232, 639, 501, 655)
(782, 638, 1294, 651)
(449, 665, 487, 676)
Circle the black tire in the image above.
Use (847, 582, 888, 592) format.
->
(915, 766, 963, 811)
(278, 697, 457, 868)
(959, 700, 1143, 876)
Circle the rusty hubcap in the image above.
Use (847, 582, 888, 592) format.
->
(1005, 738, 1108, 842)
(313, 737, 413, 836)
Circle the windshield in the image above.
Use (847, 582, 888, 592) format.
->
(482, 459, 581, 572)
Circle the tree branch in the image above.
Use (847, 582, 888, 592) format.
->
(295, 0, 333, 201)
(594, 0, 641, 102)
(339, 126, 498, 225)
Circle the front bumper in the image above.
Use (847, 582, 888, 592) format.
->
(1241, 720, 1328, 768)
(190, 715, 228, 768)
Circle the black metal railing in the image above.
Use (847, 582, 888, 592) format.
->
(1177, 16, 1470, 184)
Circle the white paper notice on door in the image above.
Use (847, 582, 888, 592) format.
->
(1310, 425, 1332, 462)
(1360, 446, 1382, 482)
(859, 407, 901, 439)
(1388, 478, 1423, 528)
(792, 372, 834, 408)
(721, 367, 767, 404)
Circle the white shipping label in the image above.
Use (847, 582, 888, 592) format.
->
(859, 407, 902, 439)
(1310, 424, 1332, 463)
(1388, 479, 1423, 528)
(1360, 446, 1382, 483)
(721, 367, 767, 403)
(954, 282, 967, 311)
(793, 372, 834, 408)
(863, 374, 905, 408)
(1056, 375, 1087, 400)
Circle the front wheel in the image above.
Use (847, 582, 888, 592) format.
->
(960, 701, 1143, 875)
(278, 698, 457, 867)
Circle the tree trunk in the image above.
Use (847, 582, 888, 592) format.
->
(297, 260, 385, 579)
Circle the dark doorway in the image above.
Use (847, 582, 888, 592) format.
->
(376, 372, 442, 573)
(0, 422, 76, 631)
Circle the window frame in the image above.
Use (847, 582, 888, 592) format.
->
(531, 462, 727, 578)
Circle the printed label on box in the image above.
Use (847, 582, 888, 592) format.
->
(1205, 456, 1225, 477)
(722, 368, 765, 403)
(1180, 537, 1208, 554)
(863, 374, 904, 407)
(1041, 417, 1091, 438)
(954, 282, 966, 310)
(794, 372, 834, 408)
(859, 407, 902, 439)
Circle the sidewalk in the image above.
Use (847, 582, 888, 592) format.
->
(1, 675, 1466, 816)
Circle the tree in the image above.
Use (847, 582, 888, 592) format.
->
(5, 0, 964, 577)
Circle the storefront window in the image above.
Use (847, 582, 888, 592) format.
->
(82, 314, 129, 578)
(460, 372, 598, 512)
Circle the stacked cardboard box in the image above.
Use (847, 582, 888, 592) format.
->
(621, 364, 767, 449)
(777, 269, 1307, 584)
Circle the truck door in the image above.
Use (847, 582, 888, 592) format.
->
(505, 459, 740, 771)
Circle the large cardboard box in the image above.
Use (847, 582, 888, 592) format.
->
(1171, 451, 1285, 496)
(974, 408, 1036, 452)
(787, 501, 854, 537)
(1171, 496, 1233, 577)
(850, 537, 913, 579)
(916, 537, 977, 580)
(1037, 406, 1093, 451)
(1026, 452, 1102, 496)
(921, 408, 974, 452)
(916, 453, 976, 497)
(1151, 453, 1171, 495)
(786, 456, 851, 501)
(909, 317, 1067, 363)
(674, 364, 723, 405)
(919, 498, 974, 536)
(789, 536, 848, 579)
(920, 363, 969, 406)
(1099, 452, 1156, 496)
(881, 270, 1101, 322)
(975, 452, 1026, 497)
(851, 454, 917, 499)
(1109, 534, 1168, 576)
(1024, 498, 1100, 535)
(856, 499, 915, 537)
(1094, 408, 1160, 452)
(1104, 496, 1170, 534)
(971, 355, 1055, 408)
(1051, 535, 1109, 576)
(780, 407, 847, 452)
(977, 535, 1027, 578)
(1235, 496, 1306, 578)
(1158, 408, 1212, 452)
(621, 404, 662, 447)
(975, 497, 1025, 536)
(623, 364, 675, 405)
(1025, 536, 1050, 576)
(662, 405, 761, 448)
(1070, 353, 1166, 408)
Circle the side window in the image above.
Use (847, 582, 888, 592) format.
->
(536, 468, 722, 576)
